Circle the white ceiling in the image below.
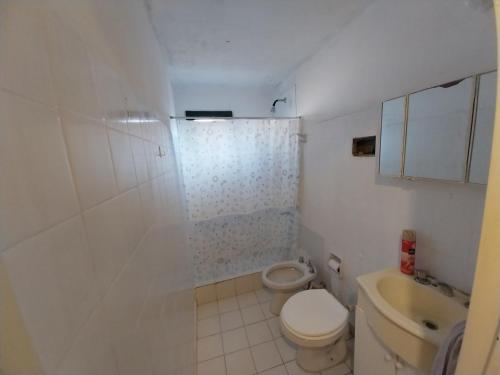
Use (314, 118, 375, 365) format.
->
(146, 0, 374, 87)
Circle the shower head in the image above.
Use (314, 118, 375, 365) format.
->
(271, 97, 287, 113)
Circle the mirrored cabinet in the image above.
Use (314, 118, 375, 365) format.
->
(380, 97, 406, 177)
(379, 71, 496, 184)
(469, 71, 497, 184)
(405, 77, 474, 182)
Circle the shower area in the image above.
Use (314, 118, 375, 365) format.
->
(174, 117, 302, 285)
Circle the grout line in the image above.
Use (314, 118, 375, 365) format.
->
(241, 306, 260, 375)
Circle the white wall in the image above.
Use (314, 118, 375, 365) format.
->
(277, 0, 496, 310)
(173, 83, 275, 117)
(0, 1, 194, 374)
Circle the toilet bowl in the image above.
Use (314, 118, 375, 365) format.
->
(280, 289, 349, 372)
(262, 259, 316, 315)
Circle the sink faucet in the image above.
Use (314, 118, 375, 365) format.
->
(306, 259, 315, 273)
(438, 282, 454, 297)
(413, 269, 470, 306)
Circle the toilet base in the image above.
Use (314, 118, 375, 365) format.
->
(270, 290, 296, 315)
(296, 337, 347, 373)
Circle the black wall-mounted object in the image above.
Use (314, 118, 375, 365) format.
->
(185, 110, 233, 119)
(352, 136, 376, 157)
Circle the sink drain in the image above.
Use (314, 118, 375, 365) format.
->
(422, 319, 439, 330)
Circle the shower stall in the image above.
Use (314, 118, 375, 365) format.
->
(174, 117, 302, 285)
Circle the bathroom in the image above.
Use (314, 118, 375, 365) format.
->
(0, 0, 498, 374)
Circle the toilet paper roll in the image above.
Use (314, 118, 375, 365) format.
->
(328, 258, 341, 273)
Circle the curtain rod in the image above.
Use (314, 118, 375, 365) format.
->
(170, 116, 301, 120)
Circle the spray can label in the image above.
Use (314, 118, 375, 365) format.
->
(400, 239, 416, 275)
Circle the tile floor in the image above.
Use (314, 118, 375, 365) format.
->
(196, 288, 354, 375)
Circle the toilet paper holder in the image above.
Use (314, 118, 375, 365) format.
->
(327, 252, 342, 276)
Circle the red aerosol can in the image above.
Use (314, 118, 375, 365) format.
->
(400, 230, 416, 275)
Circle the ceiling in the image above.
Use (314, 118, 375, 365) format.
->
(146, 0, 374, 87)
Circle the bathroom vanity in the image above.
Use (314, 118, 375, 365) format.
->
(353, 269, 468, 375)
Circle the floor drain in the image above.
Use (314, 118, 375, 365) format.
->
(422, 319, 439, 330)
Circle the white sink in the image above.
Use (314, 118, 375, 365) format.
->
(357, 268, 468, 372)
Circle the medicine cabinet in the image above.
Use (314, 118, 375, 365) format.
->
(380, 97, 405, 176)
(469, 71, 496, 184)
(379, 71, 496, 184)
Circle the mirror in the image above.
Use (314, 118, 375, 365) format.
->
(380, 97, 405, 176)
(469, 71, 497, 184)
(404, 77, 475, 181)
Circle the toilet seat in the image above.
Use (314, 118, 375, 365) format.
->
(280, 289, 348, 347)
(262, 260, 315, 291)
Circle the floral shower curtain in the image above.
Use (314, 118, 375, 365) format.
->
(176, 119, 301, 284)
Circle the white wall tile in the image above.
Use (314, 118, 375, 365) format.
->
(56, 307, 118, 375)
(131, 136, 150, 184)
(299, 107, 486, 307)
(83, 196, 130, 293)
(0, 1, 56, 106)
(112, 331, 153, 375)
(61, 112, 117, 209)
(45, 11, 100, 119)
(0, 2, 194, 374)
(2, 216, 97, 372)
(91, 59, 127, 131)
(145, 142, 163, 179)
(101, 250, 151, 342)
(108, 130, 138, 192)
(0, 91, 79, 251)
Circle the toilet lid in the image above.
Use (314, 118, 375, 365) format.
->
(281, 289, 348, 337)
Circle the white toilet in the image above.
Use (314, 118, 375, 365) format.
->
(280, 289, 349, 372)
(262, 259, 316, 315)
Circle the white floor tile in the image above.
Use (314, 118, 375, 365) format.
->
(274, 337, 297, 363)
(220, 310, 244, 331)
(198, 302, 219, 320)
(285, 361, 319, 375)
(219, 297, 239, 313)
(267, 317, 282, 338)
(242, 304, 265, 325)
(259, 365, 288, 375)
(222, 327, 249, 354)
(246, 321, 273, 346)
(256, 288, 273, 303)
(225, 348, 256, 375)
(321, 363, 351, 375)
(198, 316, 221, 338)
(260, 302, 275, 319)
(197, 356, 226, 375)
(238, 292, 259, 308)
(251, 341, 283, 372)
(197, 334, 224, 362)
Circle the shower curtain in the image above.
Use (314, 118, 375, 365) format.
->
(176, 118, 301, 284)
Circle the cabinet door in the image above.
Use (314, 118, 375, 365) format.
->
(404, 77, 475, 181)
(395, 359, 427, 375)
(469, 71, 497, 184)
(380, 97, 406, 176)
(354, 306, 396, 375)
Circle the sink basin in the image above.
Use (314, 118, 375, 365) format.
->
(357, 268, 468, 372)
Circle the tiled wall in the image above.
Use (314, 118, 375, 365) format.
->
(273, 0, 493, 315)
(195, 273, 264, 305)
(299, 108, 485, 310)
(0, 1, 194, 374)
